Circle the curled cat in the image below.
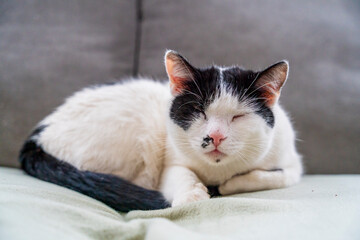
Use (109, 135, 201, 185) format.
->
(19, 50, 302, 212)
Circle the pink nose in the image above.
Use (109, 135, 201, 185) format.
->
(209, 132, 226, 147)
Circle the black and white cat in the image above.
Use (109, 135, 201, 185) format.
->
(20, 50, 302, 212)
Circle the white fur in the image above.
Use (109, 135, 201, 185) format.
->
(38, 80, 171, 190)
(36, 72, 302, 207)
(161, 84, 302, 205)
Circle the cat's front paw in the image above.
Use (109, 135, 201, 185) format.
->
(218, 171, 259, 195)
(218, 180, 238, 195)
(172, 183, 210, 207)
(218, 169, 286, 195)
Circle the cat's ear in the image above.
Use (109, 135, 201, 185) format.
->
(255, 60, 289, 106)
(165, 50, 196, 96)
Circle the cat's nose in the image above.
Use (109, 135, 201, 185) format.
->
(209, 132, 226, 147)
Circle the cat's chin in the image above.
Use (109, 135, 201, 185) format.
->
(205, 150, 227, 164)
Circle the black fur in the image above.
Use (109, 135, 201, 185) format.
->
(222, 68, 275, 127)
(207, 185, 221, 197)
(201, 135, 212, 148)
(169, 63, 276, 130)
(19, 126, 170, 212)
(170, 66, 220, 130)
(269, 168, 283, 172)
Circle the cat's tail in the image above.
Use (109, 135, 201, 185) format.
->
(19, 127, 171, 212)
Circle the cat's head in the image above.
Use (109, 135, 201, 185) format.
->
(165, 50, 288, 165)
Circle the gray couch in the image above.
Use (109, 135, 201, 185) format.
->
(1, 1, 359, 239)
(1, 0, 359, 173)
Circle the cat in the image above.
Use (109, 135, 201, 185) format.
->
(19, 50, 303, 212)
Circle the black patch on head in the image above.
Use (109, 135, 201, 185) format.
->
(170, 67, 220, 130)
(222, 68, 275, 127)
(169, 65, 276, 130)
(255, 106, 274, 127)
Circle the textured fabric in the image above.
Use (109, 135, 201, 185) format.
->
(1, 167, 359, 240)
(0, 1, 136, 167)
(139, 0, 360, 173)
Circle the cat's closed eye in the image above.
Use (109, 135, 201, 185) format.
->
(232, 114, 245, 122)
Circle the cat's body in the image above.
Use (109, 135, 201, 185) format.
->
(37, 80, 170, 191)
(20, 51, 302, 211)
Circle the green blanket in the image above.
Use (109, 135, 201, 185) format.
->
(1, 167, 359, 240)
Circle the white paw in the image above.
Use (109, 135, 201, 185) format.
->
(218, 182, 235, 195)
(219, 169, 286, 195)
(172, 183, 210, 207)
(218, 172, 256, 195)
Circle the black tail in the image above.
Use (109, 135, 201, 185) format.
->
(19, 128, 170, 212)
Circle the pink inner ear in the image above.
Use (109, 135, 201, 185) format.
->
(256, 62, 288, 106)
(260, 91, 279, 106)
(166, 58, 190, 95)
(169, 75, 187, 94)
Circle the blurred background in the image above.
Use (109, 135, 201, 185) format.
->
(0, 0, 359, 173)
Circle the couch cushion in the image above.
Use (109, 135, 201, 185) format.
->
(0, 1, 136, 167)
(1, 167, 359, 240)
(138, 0, 360, 174)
